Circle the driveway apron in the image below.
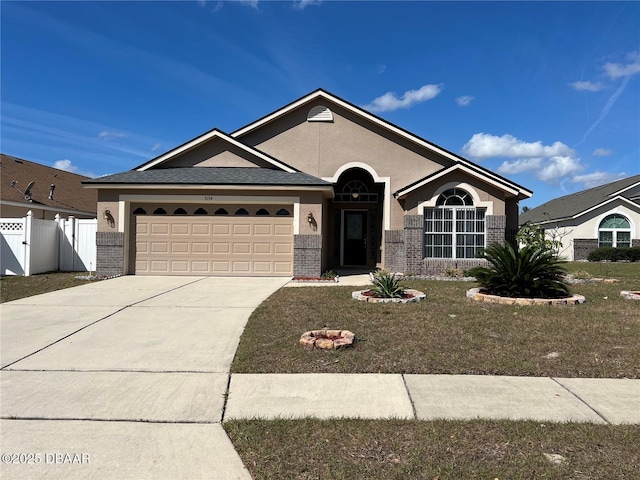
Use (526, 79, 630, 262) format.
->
(1, 276, 288, 480)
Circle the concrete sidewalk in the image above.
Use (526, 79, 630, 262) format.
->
(225, 373, 640, 425)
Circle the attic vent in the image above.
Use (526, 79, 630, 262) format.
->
(307, 105, 333, 122)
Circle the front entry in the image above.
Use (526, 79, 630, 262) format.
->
(342, 210, 368, 266)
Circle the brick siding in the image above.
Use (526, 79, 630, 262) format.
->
(96, 232, 124, 278)
(293, 234, 322, 277)
(573, 238, 598, 261)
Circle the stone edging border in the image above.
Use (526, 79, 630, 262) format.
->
(299, 329, 355, 350)
(352, 289, 426, 303)
(466, 288, 586, 306)
(620, 291, 640, 300)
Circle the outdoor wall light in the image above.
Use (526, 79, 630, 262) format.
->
(103, 209, 115, 228)
(307, 212, 317, 231)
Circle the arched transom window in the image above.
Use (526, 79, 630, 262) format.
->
(424, 188, 486, 259)
(598, 214, 631, 248)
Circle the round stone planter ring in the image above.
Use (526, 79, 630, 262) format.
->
(351, 289, 426, 303)
(300, 329, 355, 350)
(466, 288, 586, 306)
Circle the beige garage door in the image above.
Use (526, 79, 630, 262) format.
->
(135, 215, 293, 276)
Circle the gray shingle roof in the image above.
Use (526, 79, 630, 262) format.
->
(520, 174, 640, 225)
(83, 167, 332, 187)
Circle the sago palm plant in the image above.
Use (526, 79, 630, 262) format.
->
(468, 243, 570, 299)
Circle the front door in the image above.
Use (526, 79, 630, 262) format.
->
(342, 211, 367, 266)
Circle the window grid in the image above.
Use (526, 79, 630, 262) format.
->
(598, 214, 632, 248)
(424, 207, 485, 259)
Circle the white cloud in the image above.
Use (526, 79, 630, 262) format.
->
(455, 95, 475, 106)
(53, 159, 97, 178)
(569, 81, 604, 92)
(571, 171, 627, 188)
(461, 133, 574, 160)
(293, 0, 322, 10)
(537, 156, 583, 182)
(496, 158, 543, 175)
(238, 0, 259, 9)
(363, 84, 443, 112)
(98, 130, 127, 140)
(603, 51, 640, 79)
(376, 64, 387, 74)
(151, 143, 162, 152)
(592, 148, 613, 156)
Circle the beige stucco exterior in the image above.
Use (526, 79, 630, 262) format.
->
(541, 202, 640, 261)
(88, 89, 531, 277)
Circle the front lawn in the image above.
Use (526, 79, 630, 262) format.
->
(224, 419, 640, 480)
(0, 272, 96, 303)
(231, 262, 640, 378)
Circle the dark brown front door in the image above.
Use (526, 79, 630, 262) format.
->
(343, 211, 367, 266)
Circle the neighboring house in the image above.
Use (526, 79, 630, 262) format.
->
(1, 154, 97, 219)
(520, 175, 640, 261)
(84, 89, 532, 278)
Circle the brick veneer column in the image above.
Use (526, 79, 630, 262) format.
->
(384, 230, 405, 273)
(404, 215, 424, 275)
(96, 232, 124, 278)
(293, 234, 322, 277)
(486, 215, 506, 246)
(573, 239, 598, 261)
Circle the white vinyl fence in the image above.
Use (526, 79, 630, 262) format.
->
(1, 211, 97, 276)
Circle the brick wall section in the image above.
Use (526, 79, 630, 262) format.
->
(486, 215, 507, 246)
(384, 230, 405, 273)
(633, 239, 640, 248)
(293, 234, 322, 277)
(422, 258, 488, 276)
(573, 238, 598, 260)
(404, 215, 424, 275)
(96, 232, 124, 278)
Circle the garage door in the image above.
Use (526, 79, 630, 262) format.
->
(135, 215, 293, 276)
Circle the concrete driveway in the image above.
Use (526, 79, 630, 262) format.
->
(0, 276, 288, 479)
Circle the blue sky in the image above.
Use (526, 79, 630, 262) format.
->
(2, 1, 639, 209)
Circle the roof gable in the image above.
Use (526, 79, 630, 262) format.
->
(232, 89, 531, 198)
(135, 129, 297, 173)
(1, 154, 97, 215)
(520, 174, 640, 224)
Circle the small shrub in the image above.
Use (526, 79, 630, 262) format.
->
(587, 247, 640, 262)
(321, 269, 338, 279)
(468, 242, 570, 299)
(443, 267, 464, 278)
(571, 270, 593, 280)
(369, 271, 406, 298)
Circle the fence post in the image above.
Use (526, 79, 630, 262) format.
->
(24, 210, 33, 276)
(56, 214, 63, 271)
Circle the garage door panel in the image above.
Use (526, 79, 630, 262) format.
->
(233, 243, 251, 254)
(171, 242, 189, 253)
(192, 242, 210, 254)
(253, 224, 272, 236)
(135, 213, 293, 276)
(253, 243, 272, 254)
(151, 224, 169, 235)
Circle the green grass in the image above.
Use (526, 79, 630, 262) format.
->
(224, 419, 640, 479)
(232, 262, 640, 378)
(0, 272, 97, 303)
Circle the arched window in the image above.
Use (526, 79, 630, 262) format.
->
(235, 208, 249, 215)
(173, 208, 187, 215)
(194, 208, 208, 215)
(276, 208, 291, 216)
(335, 180, 378, 202)
(256, 208, 270, 216)
(599, 214, 631, 248)
(214, 208, 229, 215)
(424, 188, 485, 259)
(153, 208, 167, 215)
(133, 207, 146, 215)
